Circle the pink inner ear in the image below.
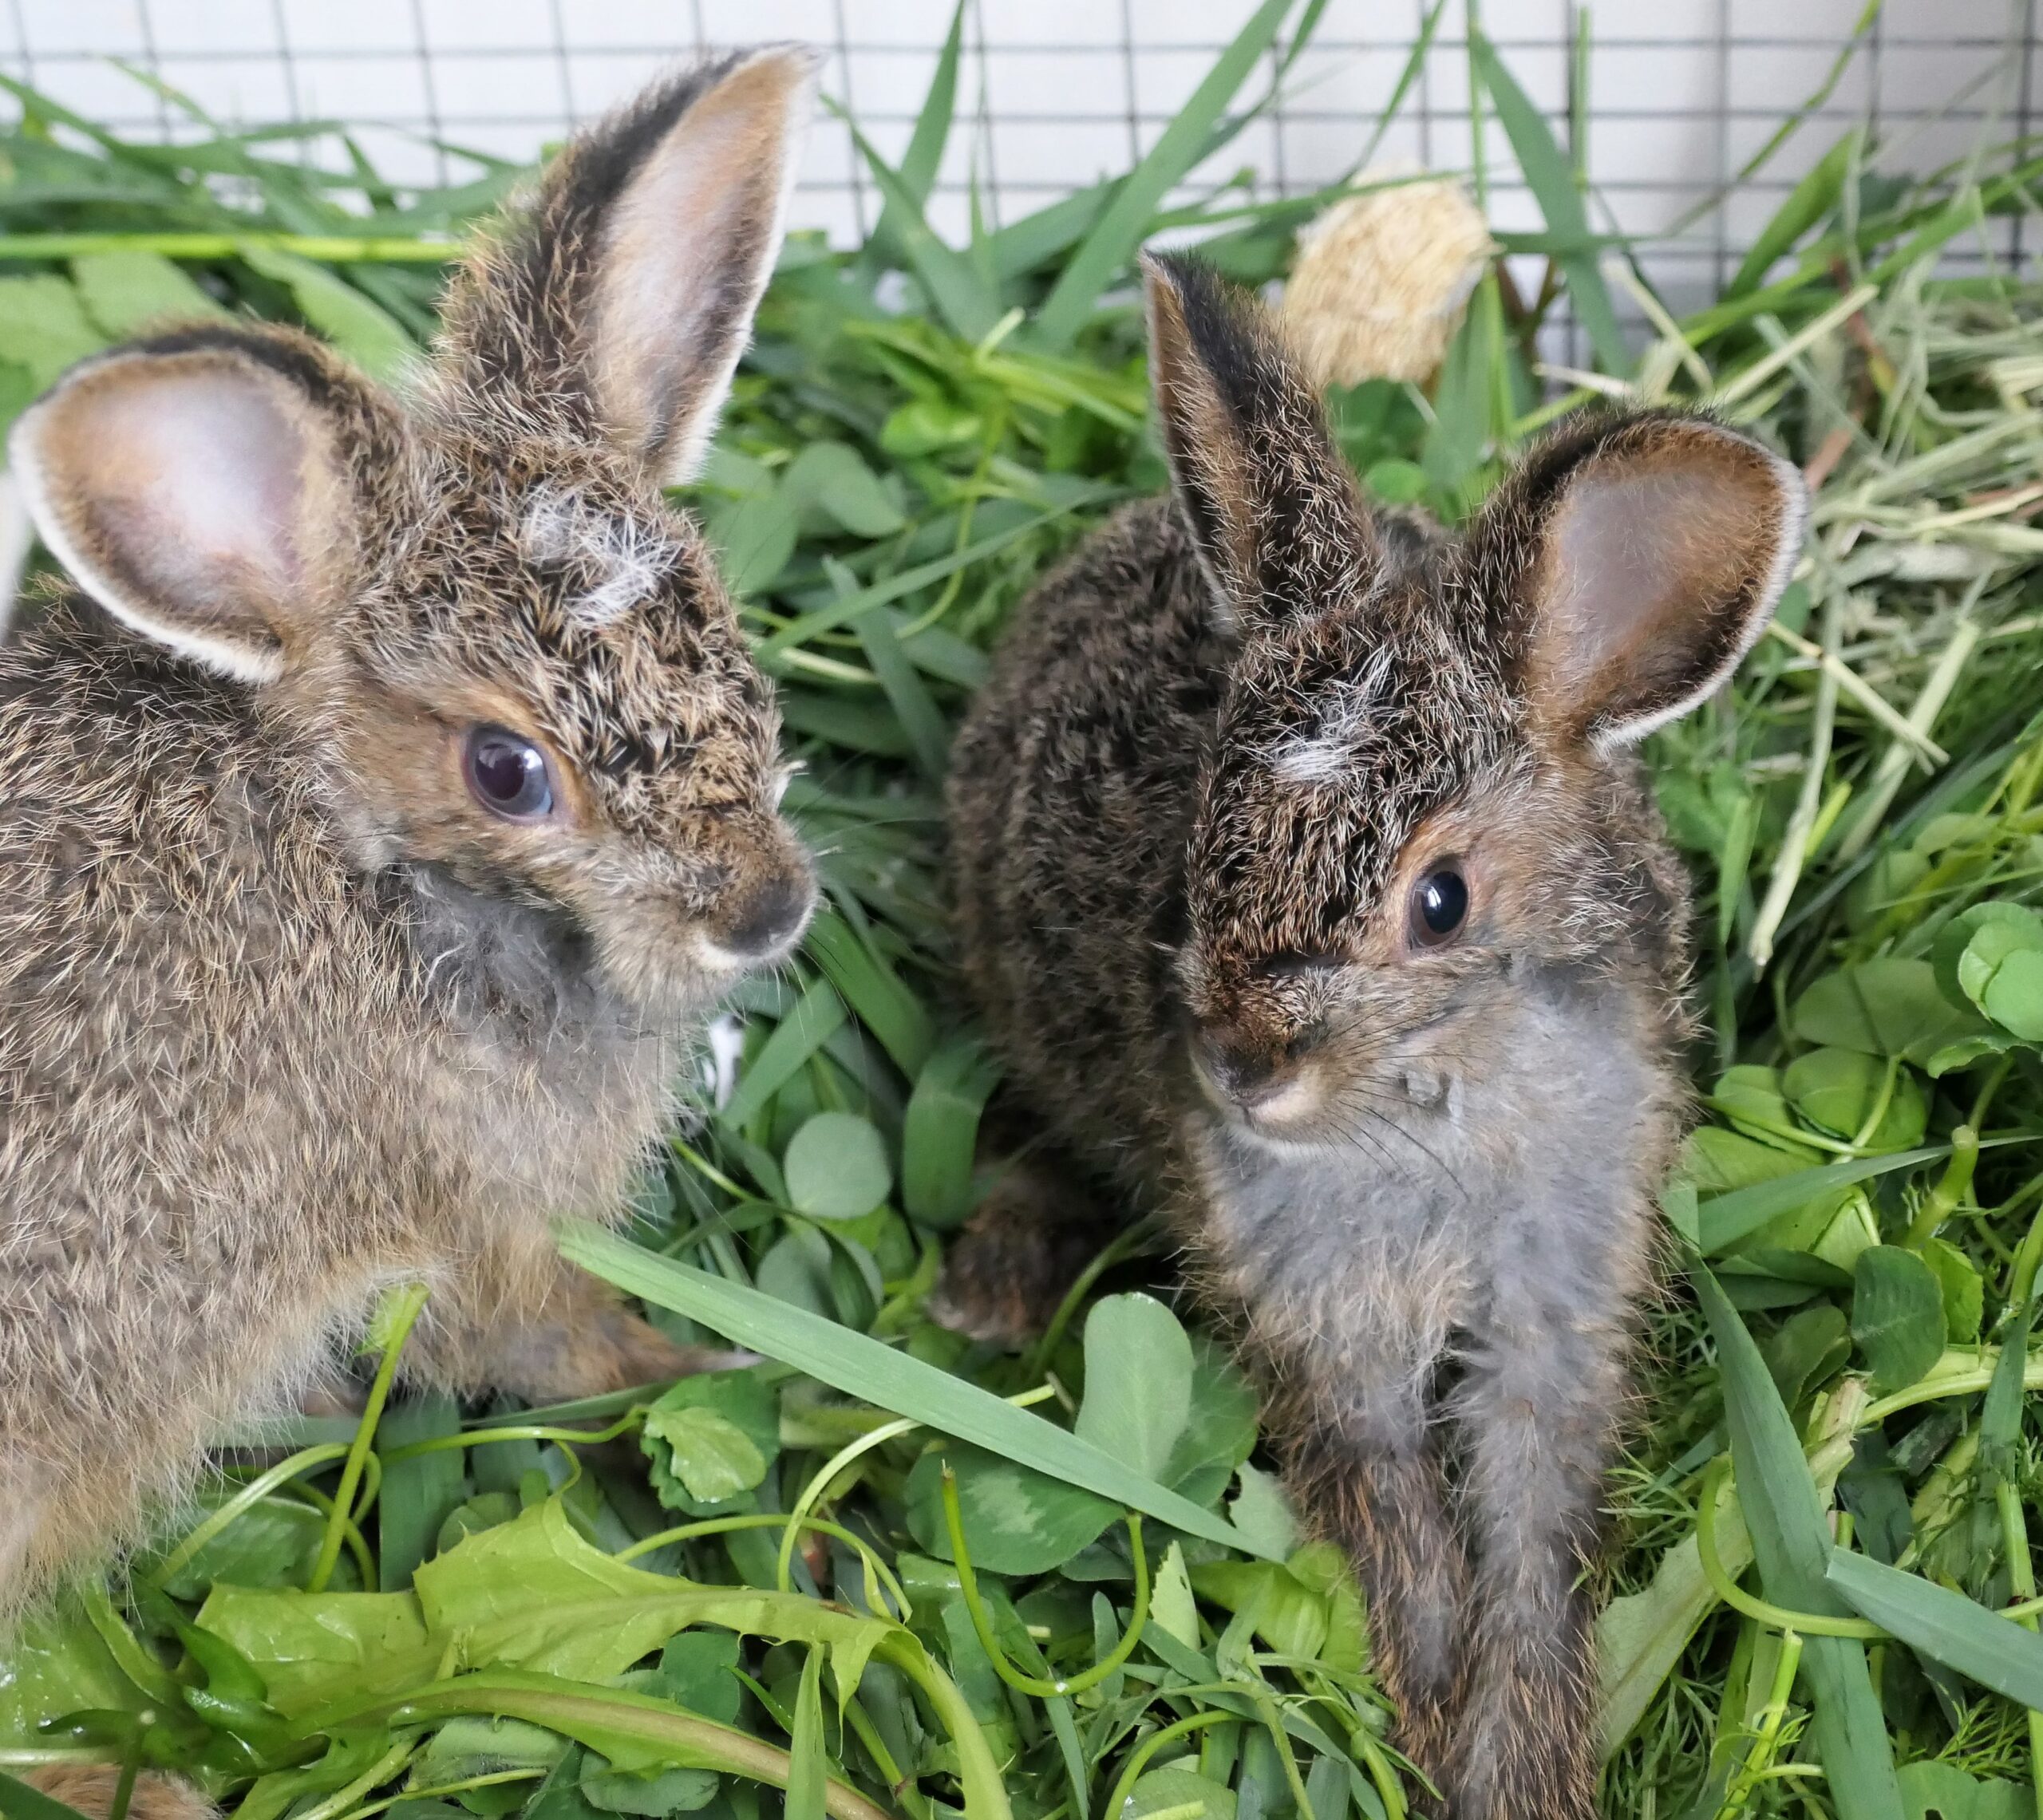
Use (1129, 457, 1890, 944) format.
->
(1536, 446, 1786, 740)
(89, 372, 310, 602)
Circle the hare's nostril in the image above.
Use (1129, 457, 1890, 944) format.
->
(713, 871, 814, 961)
(1194, 1032, 1279, 1104)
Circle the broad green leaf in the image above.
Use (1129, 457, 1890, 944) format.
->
(783, 1112, 892, 1222)
(1189, 1560, 1327, 1660)
(639, 1369, 780, 1518)
(879, 397, 983, 459)
(903, 1443, 1118, 1576)
(1792, 960, 1990, 1064)
(703, 478, 799, 597)
(1827, 1549, 2043, 1710)
(0, 1592, 153, 1747)
(1851, 1246, 1947, 1394)
(1150, 1543, 1200, 1649)
(1227, 1464, 1299, 1563)
(1470, 30, 1627, 373)
(1922, 1238, 1984, 1343)
(1782, 1048, 1926, 1147)
(1895, 1759, 2029, 1820)
(1929, 901, 2043, 1008)
(1128, 1768, 1237, 1820)
(71, 248, 226, 337)
(1695, 1267, 1904, 1819)
(377, 1392, 466, 1591)
(780, 441, 907, 539)
(640, 1406, 767, 1505)
(1032, 0, 1298, 349)
(1761, 1302, 1851, 1411)
(196, 1586, 437, 1720)
(1978, 944, 2043, 1039)
(562, 1225, 1279, 1557)
(238, 244, 414, 380)
(1074, 1292, 1194, 1483)
(136, 1490, 324, 1599)
(0, 274, 105, 388)
(900, 1036, 1002, 1229)
(1164, 1337, 1261, 1502)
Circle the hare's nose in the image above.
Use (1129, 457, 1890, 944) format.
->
(1193, 1031, 1282, 1106)
(712, 870, 815, 961)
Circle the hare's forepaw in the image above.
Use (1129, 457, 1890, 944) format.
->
(928, 1163, 1110, 1349)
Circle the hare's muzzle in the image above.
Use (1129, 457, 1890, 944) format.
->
(701, 864, 814, 968)
(1189, 1023, 1327, 1133)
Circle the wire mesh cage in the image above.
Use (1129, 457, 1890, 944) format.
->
(3, 0, 2036, 338)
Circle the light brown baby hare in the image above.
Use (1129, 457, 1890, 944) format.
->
(0, 49, 819, 1609)
(942, 257, 1805, 1819)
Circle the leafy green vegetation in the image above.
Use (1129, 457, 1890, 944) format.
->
(5, 9, 2043, 1818)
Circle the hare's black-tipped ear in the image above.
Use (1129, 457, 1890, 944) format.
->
(9, 329, 371, 684)
(446, 47, 816, 488)
(1476, 413, 1806, 749)
(1143, 253, 1375, 630)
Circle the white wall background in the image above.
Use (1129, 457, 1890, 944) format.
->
(2, 0, 2034, 330)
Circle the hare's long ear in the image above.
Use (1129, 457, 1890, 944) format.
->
(9, 326, 378, 684)
(1143, 253, 1377, 630)
(1471, 413, 1806, 749)
(443, 47, 816, 487)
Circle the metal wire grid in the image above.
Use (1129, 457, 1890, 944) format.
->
(2, 0, 2037, 331)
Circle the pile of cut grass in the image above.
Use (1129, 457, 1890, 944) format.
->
(5, 9, 2043, 1819)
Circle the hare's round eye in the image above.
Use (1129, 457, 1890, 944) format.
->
(464, 724, 554, 821)
(1409, 867, 1468, 948)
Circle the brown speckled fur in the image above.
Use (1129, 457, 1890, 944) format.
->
(943, 257, 1805, 1818)
(0, 49, 818, 1616)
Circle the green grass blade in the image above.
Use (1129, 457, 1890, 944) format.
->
(1032, 0, 1298, 349)
(1695, 1268, 1904, 1820)
(0, 1771, 94, 1820)
(1359, 0, 1452, 168)
(785, 1646, 827, 1820)
(719, 979, 849, 1133)
(1697, 1147, 1948, 1253)
(1727, 129, 1857, 298)
(1826, 1550, 2043, 1708)
(859, 0, 965, 278)
(558, 1225, 1279, 1561)
(803, 908, 935, 1078)
(836, 108, 1001, 344)
(1468, 30, 1628, 375)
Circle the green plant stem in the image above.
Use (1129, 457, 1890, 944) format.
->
(1716, 1628, 1805, 1820)
(1099, 1712, 1239, 1820)
(308, 1281, 428, 1593)
(1904, 1124, 1979, 1249)
(289, 1742, 417, 1820)
(940, 1467, 1149, 1698)
(144, 1444, 351, 1589)
(1022, 1214, 1167, 1380)
(615, 1511, 912, 1620)
(1696, 1461, 1885, 1639)
(1993, 1475, 2043, 1820)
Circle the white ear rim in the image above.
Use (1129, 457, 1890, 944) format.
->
(647, 47, 818, 490)
(7, 375, 287, 686)
(1589, 434, 1808, 752)
(0, 468, 32, 645)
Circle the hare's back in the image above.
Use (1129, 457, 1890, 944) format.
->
(947, 498, 1230, 1176)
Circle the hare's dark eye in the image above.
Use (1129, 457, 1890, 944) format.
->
(464, 724, 554, 821)
(1409, 867, 1468, 948)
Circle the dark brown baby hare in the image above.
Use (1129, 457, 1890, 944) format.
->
(942, 257, 1805, 1819)
(0, 49, 819, 1609)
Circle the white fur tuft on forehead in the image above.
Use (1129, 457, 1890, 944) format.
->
(519, 487, 681, 629)
(1269, 648, 1395, 786)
